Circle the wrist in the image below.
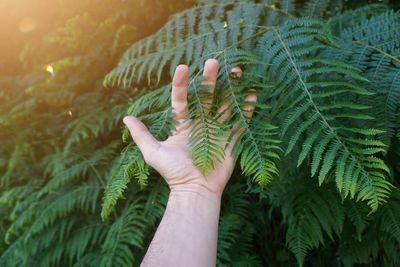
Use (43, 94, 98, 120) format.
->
(147, 181, 221, 267)
(169, 183, 222, 206)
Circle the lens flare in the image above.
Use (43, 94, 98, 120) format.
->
(46, 65, 55, 76)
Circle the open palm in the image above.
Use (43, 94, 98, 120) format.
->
(123, 59, 256, 196)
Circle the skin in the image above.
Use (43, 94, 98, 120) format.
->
(123, 59, 256, 267)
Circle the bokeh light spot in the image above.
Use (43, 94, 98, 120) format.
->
(46, 65, 55, 76)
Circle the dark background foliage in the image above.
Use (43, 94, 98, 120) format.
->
(0, 0, 399, 266)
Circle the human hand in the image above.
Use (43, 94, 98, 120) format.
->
(123, 59, 256, 198)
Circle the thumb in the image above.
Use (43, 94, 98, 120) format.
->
(123, 116, 159, 158)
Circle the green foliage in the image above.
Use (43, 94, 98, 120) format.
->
(301, 0, 330, 17)
(101, 146, 149, 220)
(100, 199, 148, 267)
(259, 18, 391, 212)
(283, 179, 344, 266)
(332, 10, 400, 144)
(0, 0, 191, 266)
(1, 0, 400, 266)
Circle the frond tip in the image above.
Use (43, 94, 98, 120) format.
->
(101, 146, 149, 220)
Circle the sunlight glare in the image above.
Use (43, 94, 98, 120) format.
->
(19, 17, 37, 33)
(46, 65, 55, 76)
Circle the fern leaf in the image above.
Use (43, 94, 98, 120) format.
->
(27, 181, 101, 239)
(104, 2, 293, 87)
(374, 189, 400, 250)
(258, 18, 391, 211)
(345, 200, 370, 241)
(283, 179, 344, 266)
(101, 146, 149, 220)
(331, 11, 400, 141)
(216, 52, 281, 186)
(100, 199, 148, 267)
(301, 0, 330, 18)
(328, 3, 388, 33)
(187, 77, 228, 175)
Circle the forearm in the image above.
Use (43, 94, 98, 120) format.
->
(140, 184, 221, 267)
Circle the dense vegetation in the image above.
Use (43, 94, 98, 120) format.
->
(1, 0, 399, 266)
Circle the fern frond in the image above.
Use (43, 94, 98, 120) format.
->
(0, 142, 29, 187)
(141, 109, 175, 141)
(100, 199, 148, 267)
(282, 180, 344, 266)
(237, 118, 281, 186)
(73, 253, 101, 267)
(62, 223, 106, 265)
(5, 192, 40, 243)
(28, 217, 104, 267)
(143, 179, 169, 224)
(379, 234, 400, 266)
(124, 85, 170, 118)
(101, 145, 148, 220)
(259, 18, 391, 211)
(375, 189, 400, 244)
(341, 11, 400, 53)
(39, 141, 119, 196)
(344, 200, 370, 241)
(26, 181, 101, 239)
(217, 183, 261, 266)
(0, 182, 40, 208)
(337, 230, 379, 266)
(188, 77, 228, 175)
(331, 11, 400, 141)
(337, 192, 400, 266)
(215, 51, 282, 186)
(328, 3, 389, 33)
(104, 2, 293, 87)
(301, 0, 330, 18)
(0, 236, 25, 267)
(278, 0, 296, 14)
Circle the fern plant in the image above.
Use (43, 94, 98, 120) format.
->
(1, 0, 400, 266)
(102, 0, 400, 265)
